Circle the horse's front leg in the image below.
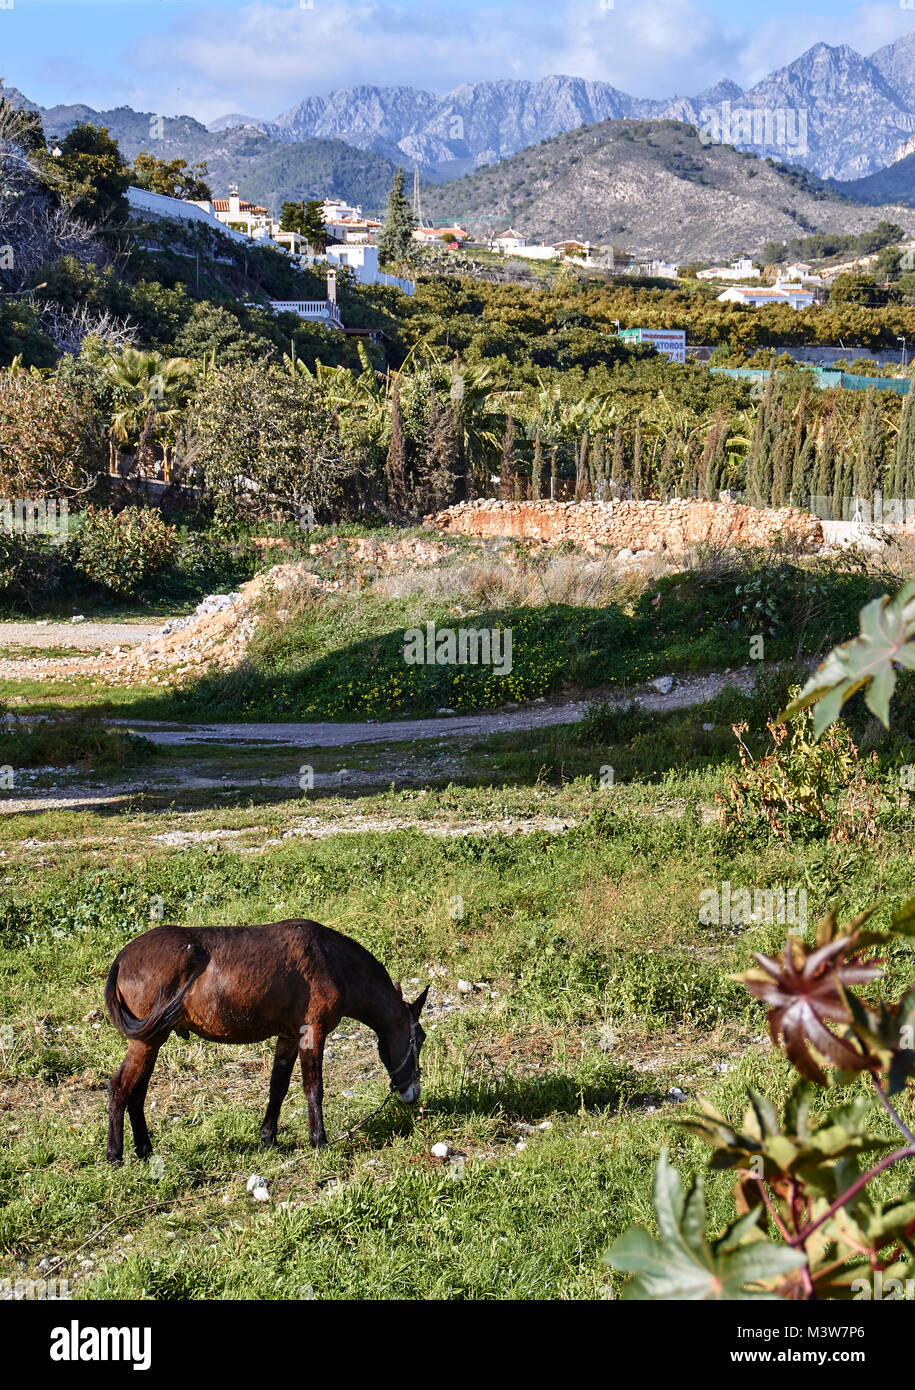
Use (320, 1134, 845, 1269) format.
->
(298, 1019, 327, 1148)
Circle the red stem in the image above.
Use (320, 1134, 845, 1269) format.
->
(789, 1144, 915, 1248)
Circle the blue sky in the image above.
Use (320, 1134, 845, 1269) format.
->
(3, 0, 914, 122)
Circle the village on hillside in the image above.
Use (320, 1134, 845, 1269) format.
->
(125, 175, 915, 398)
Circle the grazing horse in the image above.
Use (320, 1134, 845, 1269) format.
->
(103, 919, 429, 1163)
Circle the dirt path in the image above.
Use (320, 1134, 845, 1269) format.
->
(0, 619, 165, 676)
(113, 666, 758, 749)
(0, 619, 161, 651)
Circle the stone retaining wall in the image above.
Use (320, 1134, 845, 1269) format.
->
(426, 499, 824, 553)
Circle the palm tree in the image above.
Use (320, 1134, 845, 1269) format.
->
(103, 348, 194, 479)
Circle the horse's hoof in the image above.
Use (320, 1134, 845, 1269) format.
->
(135, 1146, 153, 1161)
(106, 1153, 123, 1166)
(260, 1132, 277, 1149)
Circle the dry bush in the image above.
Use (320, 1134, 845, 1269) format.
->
(375, 549, 671, 610)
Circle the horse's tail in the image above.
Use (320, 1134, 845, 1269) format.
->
(105, 952, 204, 1044)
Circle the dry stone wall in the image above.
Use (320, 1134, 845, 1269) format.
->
(426, 499, 824, 553)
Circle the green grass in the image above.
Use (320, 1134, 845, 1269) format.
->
(0, 717, 158, 772)
(154, 560, 877, 723)
(1, 754, 914, 1299)
(1, 545, 912, 1300)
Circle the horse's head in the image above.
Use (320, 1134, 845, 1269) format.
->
(383, 984, 429, 1104)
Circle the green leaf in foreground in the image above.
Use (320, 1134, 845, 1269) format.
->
(782, 580, 915, 735)
(604, 1149, 806, 1300)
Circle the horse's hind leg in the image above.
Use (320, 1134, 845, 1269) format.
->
(260, 1036, 297, 1148)
(107, 1040, 160, 1164)
(298, 1021, 328, 1149)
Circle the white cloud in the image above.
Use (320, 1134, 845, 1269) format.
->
(121, 0, 750, 119)
(92, 0, 915, 121)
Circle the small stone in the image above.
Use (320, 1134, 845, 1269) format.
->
(457, 979, 474, 994)
(431, 1142, 451, 1159)
(652, 676, 674, 695)
(246, 1174, 269, 1201)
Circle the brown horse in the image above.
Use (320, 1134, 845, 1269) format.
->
(104, 919, 429, 1163)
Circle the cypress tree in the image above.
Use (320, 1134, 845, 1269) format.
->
(378, 168, 417, 268)
(657, 434, 679, 500)
(680, 434, 700, 497)
(631, 418, 644, 500)
(575, 431, 590, 500)
(813, 423, 835, 518)
(854, 388, 883, 511)
(611, 423, 626, 496)
(590, 434, 607, 500)
(420, 395, 459, 512)
(771, 414, 793, 508)
(891, 392, 912, 511)
(701, 413, 728, 499)
(531, 429, 544, 501)
(832, 450, 849, 521)
(385, 381, 409, 515)
(791, 430, 816, 510)
(498, 413, 516, 500)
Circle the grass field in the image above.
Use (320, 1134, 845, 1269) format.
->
(2, 535, 914, 1302)
(2, 663, 915, 1300)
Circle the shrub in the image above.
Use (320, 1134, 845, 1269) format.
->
(0, 369, 105, 494)
(0, 718, 156, 769)
(73, 506, 175, 595)
(717, 695, 885, 844)
(0, 533, 73, 605)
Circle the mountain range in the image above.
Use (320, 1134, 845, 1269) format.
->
(200, 32, 915, 184)
(10, 26, 915, 254)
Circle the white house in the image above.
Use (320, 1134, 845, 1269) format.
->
(697, 257, 759, 281)
(630, 258, 680, 279)
(493, 227, 528, 252)
(322, 197, 382, 243)
(717, 279, 814, 310)
(126, 186, 251, 244)
(196, 192, 272, 237)
(412, 224, 469, 245)
(324, 243, 414, 294)
(506, 243, 561, 260)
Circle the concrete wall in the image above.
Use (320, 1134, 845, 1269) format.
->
(126, 187, 251, 245)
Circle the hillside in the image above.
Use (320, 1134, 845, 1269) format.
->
(420, 118, 915, 262)
(834, 147, 915, 206)
(34, 100, 405, 214)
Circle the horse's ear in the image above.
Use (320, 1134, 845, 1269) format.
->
(410, 985, 430, 1018)
(394, 981, 403, 998)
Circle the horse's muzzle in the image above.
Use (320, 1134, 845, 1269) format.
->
(397, 1082, 421, 1105)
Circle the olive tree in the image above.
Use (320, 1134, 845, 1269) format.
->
(191, 362, 359, 521)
